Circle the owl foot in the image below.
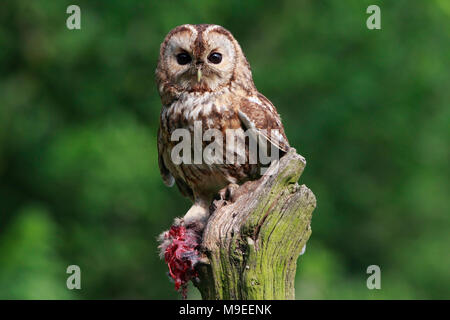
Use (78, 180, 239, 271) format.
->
(218, 183, 240, 202)
(157, 218, 202, 299)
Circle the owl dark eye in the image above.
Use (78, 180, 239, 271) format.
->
(208, 52, 222, 64)
(176, 52, 192, 65)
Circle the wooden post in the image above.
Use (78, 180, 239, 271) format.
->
(194, 149, 316, 299)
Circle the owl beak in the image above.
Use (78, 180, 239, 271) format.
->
(197, 69, 202, 83)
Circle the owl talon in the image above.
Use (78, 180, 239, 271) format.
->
(218, 183, 240, 202)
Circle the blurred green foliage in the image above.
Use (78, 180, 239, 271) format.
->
(0, 0, 449, 299)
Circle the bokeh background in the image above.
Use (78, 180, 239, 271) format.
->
(0, 0, 449, 299)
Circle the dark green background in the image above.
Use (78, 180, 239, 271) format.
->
(0, 0, 449, 299)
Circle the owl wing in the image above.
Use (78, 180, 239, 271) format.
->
(238, 93, 290, 155)
(158, 126, 195, 200)
(157, 126, 175, 187)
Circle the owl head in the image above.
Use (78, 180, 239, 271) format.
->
(156, 24, 254, 101)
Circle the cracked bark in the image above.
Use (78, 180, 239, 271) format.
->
(194, 148, 316, 300)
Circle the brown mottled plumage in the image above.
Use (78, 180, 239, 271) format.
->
(156, 24, 289, 231)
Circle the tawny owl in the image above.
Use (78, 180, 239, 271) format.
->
(156, 25, 290, 289)
(156, 24, 289, 228)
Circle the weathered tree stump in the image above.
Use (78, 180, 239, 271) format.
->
(194, 148, 316, 299)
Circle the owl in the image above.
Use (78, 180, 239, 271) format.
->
(156, 24, 290, 291)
